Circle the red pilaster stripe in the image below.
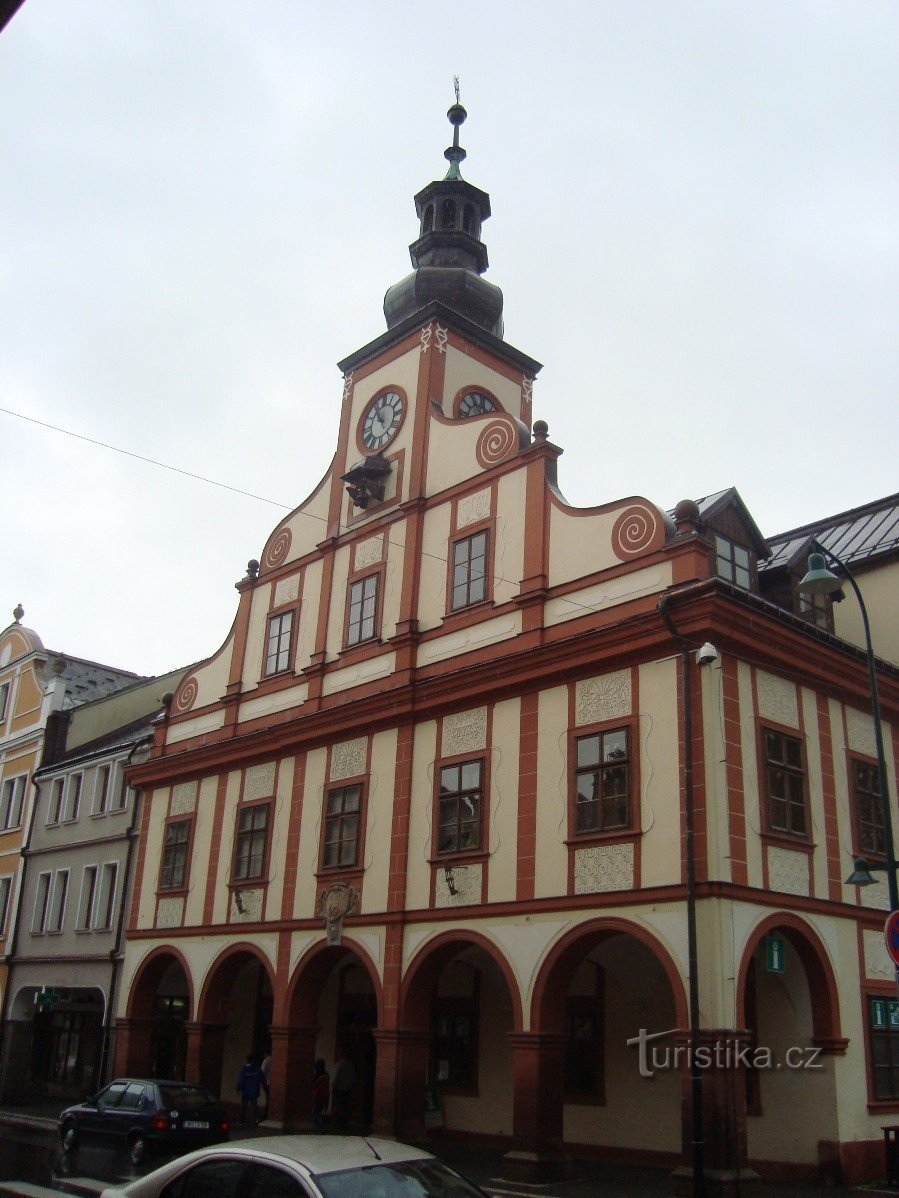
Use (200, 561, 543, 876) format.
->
(280, 753, 307, 921)
(202, 773, 229, 926)
(816, 693, 843, 902)
(721, 655, 748, 885)
(517, 691, 539, 900)
(387, 723, 415, 912)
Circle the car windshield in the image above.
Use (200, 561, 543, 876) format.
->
(314, 1160, 485, 1198)
(158, 1085, 218, 1109)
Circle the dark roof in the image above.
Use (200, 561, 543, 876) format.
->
(669, 487, 770, 557)
(34, 711, 159, 776)
(45, 654, 143, 709)
(762, 492, 899, 573)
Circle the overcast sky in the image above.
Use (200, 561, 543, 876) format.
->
(1, 1, 896, 679)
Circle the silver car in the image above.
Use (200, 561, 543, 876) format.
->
(99, 1136, 488, 1198)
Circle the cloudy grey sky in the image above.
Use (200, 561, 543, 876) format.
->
(1, 1, 896, 678)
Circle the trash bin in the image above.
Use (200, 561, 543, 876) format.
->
(883, 1126, 899, 1186)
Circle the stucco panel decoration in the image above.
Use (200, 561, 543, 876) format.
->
(767, 845, 809, 896)
(442, 708, 488, 756)
(342, 372, 353, 401)
(264, 528, 292, 571)
(864, 928, 895, 979)
(575, 670, 631, 727)
(476, 420, 518, 469)
(330, 737, 367, 781)
(846, 706, 877, 757)
(274, 573, 300, 608)
(244, 762, 276, 801)
(457, 490, 491, 530)
(435, 863, 482, 907)
(574, 843, 634, 894)
(521, 376, 534, 403)
(355, 536, 384, 570)
(757, 671, 799, 729)
(156, 897, 184, 929)
(170, 781, 198, 816)
(611, 504, 664, 561)
(231, 888, 263, 922)
(317, 881, 359, 945)
(173, 675, 199, 715)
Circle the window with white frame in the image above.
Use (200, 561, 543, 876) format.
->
(93, 765, 112, 815)
(32, 871, 52, 933)
(1, 775, 26, 830)
(95, 862, 118, 930)
(0, 682, 10, 722)
(47, 870, 69, 933)
(76, 865, 98, 930)
(109, 778, 128, 813)
(0, 875, 11, 933)
(64, 773, 83, 822)
(48, 777, 65, 824)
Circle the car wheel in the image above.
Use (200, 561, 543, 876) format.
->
(61, 1122, 78, 1152)
(128, 1134, 147, 1166)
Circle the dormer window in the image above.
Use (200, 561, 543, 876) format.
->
(715, 536, 752, 590)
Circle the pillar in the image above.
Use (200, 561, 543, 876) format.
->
(504, 1032, 569, 1181)
(268, 1024, 319, 1130)
(184, 1021, 227, 1093)
(113, 1017, 154, 1078)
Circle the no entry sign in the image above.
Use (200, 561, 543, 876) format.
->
(884, 911, 899, 967)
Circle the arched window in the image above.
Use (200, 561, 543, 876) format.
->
(423, 204, 434, 234)
(440, 199, 456, 230)
(463, 204, 476, 235)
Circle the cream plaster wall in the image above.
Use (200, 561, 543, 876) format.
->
(737, 663, 764, 887)
(264, 757, 294, 921)
(182, 775, 218, 927)
(545, 563, 671, 627)
(268, 470, 332, 570)
(321, 654, 395, 698)
(416, 504, 452, 631)
(243, 586, 274, 688)
(165, 709, 225, 744)
(494, 472, 526, 608)
(297, 559, 321, 668)
(637, 660, 681, 889)
(239, 684, 309, 723)
(486, 698, 519, 905)
(360, 731, 398, 914)
(416, 613, 521, 668)
(441, 343, 524, 422)
(211, 771, 243, 926)
(348, 347, 421, 503)
(836, 559, 899, 668)
(405, 721, 439, 912)
(184, 631, 234, 714)
(325, 546, 351, 658)
(425, 416, 498, 498)
(802, 687, 828, 900)
(699, 661, 731, 885)
(534, 686, 568, 900)
(294, 748, 327, 920)
(548, 501, 663, 589)
(138, 787, 168, 929)
(440, 958, 514, 1136)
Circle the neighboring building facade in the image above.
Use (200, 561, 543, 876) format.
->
(0, 608, 140, 1035)
(114, 108, 898, 1187)
(0, 667, 183, 1105)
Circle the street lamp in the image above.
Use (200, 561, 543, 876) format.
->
(798, 549, 897, 912)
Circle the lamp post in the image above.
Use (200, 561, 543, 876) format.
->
(798, 549, 897, 913)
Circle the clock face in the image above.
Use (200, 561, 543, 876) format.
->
(459, 390, 497, 418)
(361, 390, 405, 451)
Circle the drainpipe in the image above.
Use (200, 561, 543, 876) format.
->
(658, 593, 706, 1198)
(98, 734, 152, 1084)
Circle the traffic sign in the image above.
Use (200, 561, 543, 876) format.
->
(884, 911, 899, 967)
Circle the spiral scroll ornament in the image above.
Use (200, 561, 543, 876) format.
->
(174, 675, 199, 714)
(476, 419, 517, 469)
(611, 504, 663, 560)
(264, 527, 292, 570)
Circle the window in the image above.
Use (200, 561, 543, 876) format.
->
(0, 682, 9, 722)
(798, 587, 831, 631)
(763, 728, 807, 837)
(109, 781, 129, 813)
(264, 611, 293, 676)
(715, 536, 751, 589)
(1, 775, 26, 830)
(46, 869, 69, 933)
(437, 760, 482, 854)
(450, 530, 488, 610)
(233, 805, 269, 881)
(869, 995, 899, 1100)
(346, 575, 379, 646)
(64, 773, 83, 822)
(160, 820, 191, 890)
(76, 866, 97, 930)
(49, 777, 65, 824)
(432, 997, 478, 1091)
(93, 765, 112, 814)
(322, 784, 361, 868)
(0, 875, 11, 933)
(96, 863, 118, 929)
(32, 872, 51, 932)
(854, 759, 884, 858)
(574, 728, 630, 834)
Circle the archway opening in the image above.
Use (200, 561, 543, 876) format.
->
(200, 950, 273, 1099)
(125, 952, 190, 1081)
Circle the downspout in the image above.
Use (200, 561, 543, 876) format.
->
(98, 733, 153, 1084)
(658, 593, 705, 1198)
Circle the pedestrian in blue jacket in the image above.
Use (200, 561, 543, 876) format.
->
(236, 1054, 265, 1125)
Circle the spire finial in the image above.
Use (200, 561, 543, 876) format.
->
(444, 79, 467, 181)
(13, 602, 24, 624)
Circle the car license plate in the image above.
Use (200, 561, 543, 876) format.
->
(183, 1120, 209, 1129)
